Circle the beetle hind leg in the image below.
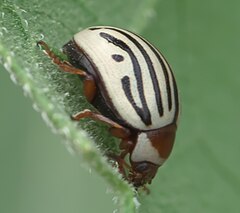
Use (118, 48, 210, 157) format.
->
(37, 40, 87, 77)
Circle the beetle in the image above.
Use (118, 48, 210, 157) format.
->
(37, 26, 179, 188)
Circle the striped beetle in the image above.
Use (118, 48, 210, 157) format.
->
(38, 26, 179, 188)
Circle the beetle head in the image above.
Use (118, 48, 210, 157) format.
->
(128, 161, 159, 187)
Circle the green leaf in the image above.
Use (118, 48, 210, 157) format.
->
(0, 0, 158, 212)
(1, 0, 240, 213)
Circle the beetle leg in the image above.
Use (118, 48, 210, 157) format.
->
(37, 40, 87, 77)
(72, 109, 131, 138)
(83, 75, 97, 103)
(119, 140, 134, 157)
(107, 139, 134, 179)
(108, 144, 131, 170)
(72, 109, 134, 179)
(107, 152, 131, 178)
(142, 185, 150, 194)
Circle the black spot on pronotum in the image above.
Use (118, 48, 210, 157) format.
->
(112, 54, 124, 62)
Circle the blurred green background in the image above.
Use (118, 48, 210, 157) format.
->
(1, 0, 240, 213)
(0, 68, 115, 213)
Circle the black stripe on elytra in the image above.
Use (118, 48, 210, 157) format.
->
(164, 58, 179, 121)
(124, 30, 173, 111)
(147, 44, 172, 111)
(132, 32, 178, 121)
(105, 27, 164, 117)
(121, 75, 139, 111)
(99, 32, 152, 125)
(89, 27, 102, 30)
(172, 73, 179, 122)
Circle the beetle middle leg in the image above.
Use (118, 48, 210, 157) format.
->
(72, 109, 131, 138)
(72, 109, 134, 177)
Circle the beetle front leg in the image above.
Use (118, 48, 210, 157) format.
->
(107, 149, 131, 178)
(107, 139, 134, 179)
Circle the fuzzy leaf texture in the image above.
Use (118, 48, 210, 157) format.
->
(1, 0, 240, 213)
